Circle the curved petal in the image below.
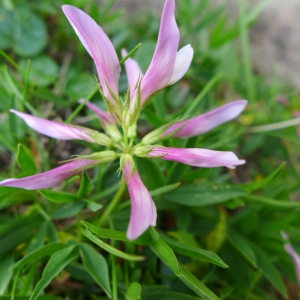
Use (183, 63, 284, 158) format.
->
(123, 160, 157, 240)
(121, 49, 143, 96)
(164, 100, 248, 138)
(78, 99, 115, 127)
(0, 159, 99, 190)
(11, 110, 94, 143)
(136, 0, 179, 107)
(62, 5, 121, 106)
(168, 44, 194, 85)
(281, 232, 300, 286)
(148, 147, 245, 169)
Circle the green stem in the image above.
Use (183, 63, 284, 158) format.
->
(119, 43, 142, 66)
(97, 180, 126, 227)
(246, 117, 300, 133)
(238, 0, 255, 101)
(184, 73, 222, 117)
(0, 49, 23, 76)
(65, 85, 99, 124)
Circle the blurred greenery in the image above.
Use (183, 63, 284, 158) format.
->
(1, 0, 300, 299)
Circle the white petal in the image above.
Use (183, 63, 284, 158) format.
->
(168, 44, 194, 85)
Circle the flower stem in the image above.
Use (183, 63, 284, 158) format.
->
(246, 117, 300, 133)
(65, 85, 99, 124)
(119, 43, 142, 66)
(184, 73, 222, 117)
(97, 180, 127, 227)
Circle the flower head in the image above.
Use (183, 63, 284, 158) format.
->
(0, 0, 247, 240)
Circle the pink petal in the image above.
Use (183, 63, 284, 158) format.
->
(284, 244, 300, 286)
(164, 100, 248, 138)
(132, 0, 179, 108)
(78, 99, 115, 127)
(168, 44, 193, 85)
(281, 232, 300, 286)
(123, 160, 157, 240)
(11, 110, 94, 142)
(121, 49, 143, 96)
(0, 159, 98, 189)
(148, 147, 245, 169)
(62, 5, 121, 107)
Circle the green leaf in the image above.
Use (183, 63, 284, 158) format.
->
(125, 282, 142, 300)
(17, 144, 37, 175)
(251, 243, 287, 298)
(51, 201, 85, 219)
(150, 228, 180, 276)
(179, 267, 219, 300)
(39, 189, 80, 203)
(11, 242, 68, 270)
(165, 182, 248, 206)
(82, 228, 145, 261)
(81, 220, 152, 245)
(27, 221, 48, 253)
(136, 157, 166, 190)
(227, 229, 257, 267)
(0, 216, 42, 255)
(30, 245, 78, 300)
(150, 182, 181, 197)
(0, 254, 14, 295)
(0, 7, 47, 57)
(243, 195, 300, 208)
(78, 172, 94, 198)
(148, 291, 202, 300)
(19, 55, 58, 86)
(85, 200, 102, 212)
(241, 162, 285, 191)
(160, 233, 228, 268)
(80, 243, 111, 298)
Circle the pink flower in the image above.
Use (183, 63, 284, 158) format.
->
(0, 0, 247, 240)
(122, 156, 157, 240)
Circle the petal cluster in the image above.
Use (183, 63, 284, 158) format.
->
(0, 0, 247, 241)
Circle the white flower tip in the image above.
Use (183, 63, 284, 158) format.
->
(121, 49, 128, 58)
(78, 98, 84, 104)
(281, 231, 289, 240)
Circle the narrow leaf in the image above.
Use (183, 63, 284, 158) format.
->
(0, 254, 14, 295)
(82, 228, 145, 261)
(39, 189, 80, 203)
(227, 229, 257, 267)
(241, 162, 285, 191)
(85, 200, 102, 212)
(30, 245, 78, 300)
(179, 267, 219, 300)
(80, 243, 111, 298)
(161, 233, 228, 268)
(11, 242, 68, 270)
(78, 172, 94, 198)
(150, 182, 181, 197)
(150, 228, 180, 276)
(251, 243, 287, 298)
(81, 220, 152, 245)
(243, 195, 300, 208)
(165, 182, 248, 206)
(17, 143, 37, 175)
